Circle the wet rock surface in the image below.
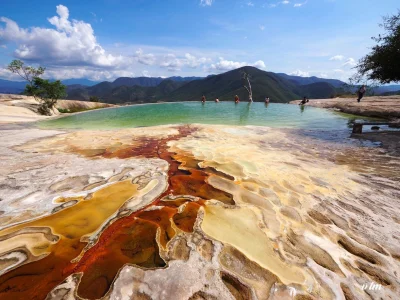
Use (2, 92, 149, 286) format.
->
(0, 124, 399, 300)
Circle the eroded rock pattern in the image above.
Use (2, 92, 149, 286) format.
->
(0, 124, 399, 300)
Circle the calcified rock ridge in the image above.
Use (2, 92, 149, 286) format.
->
(0, 124, 399, 300)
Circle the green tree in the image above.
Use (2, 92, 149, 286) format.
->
(355, 11, 400, 84)
(89, 95, 100, 102)
(7, 59, 45, 85)
(25, 78, 67, 115)
(7, 60, 66, 115)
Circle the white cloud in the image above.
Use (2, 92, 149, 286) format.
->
(259, 25, 265, 31)
(342, 57, 356, 67)
(267, 1, 290, 8)
(0, 5, 215, 80)
(0, 67, 22, 81)
(247, 2, 254, 6)
(289, 70, 310, 77)
(185, 53, 209, 68)
(200, 0, 214, 6)
(294, 1, 307, 7)
(160, 53, 209, 71)
(329, 55, 344, 61)
(160, 54, 182, 71)
(333, 69, 344, 73)
(42, 67, 135, 81)
(135, 48, 156, 65)
(209, 59, 246, 71)
(319, 73, 328, 78)
(253, 60, 266, 69)
(208, 58, 266, 72)
(0, 5, 126, 68)
(0, 4, 266, 81)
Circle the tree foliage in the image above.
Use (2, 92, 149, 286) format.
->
(7, 60, 45, 85)
(7, 60, 66, 115)
(356, 11, 400, 84)
(25, 78, 67, 115)
(89, 95, 100, 102)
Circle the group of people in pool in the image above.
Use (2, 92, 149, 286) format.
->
(201, 85, 369, 105)
(201, 95, 271, 103)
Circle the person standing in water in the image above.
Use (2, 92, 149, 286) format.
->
(234, 95, 240, 103)
(299, 96, 307, 105)
(357, 85, 366, 103)
(265, 97, 270, 103)
(201, 95, 206, 103)
(215, 98, 220, 102)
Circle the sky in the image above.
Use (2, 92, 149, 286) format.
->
(0, 0, 398, 82)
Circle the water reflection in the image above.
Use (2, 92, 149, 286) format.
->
(39, 102, 378, 131)
(239, 103, 251, 124)
(347, 118, 355, 129)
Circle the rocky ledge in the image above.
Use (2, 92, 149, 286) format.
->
(0, 123, 399, 299)
(290, 95, 400, 120)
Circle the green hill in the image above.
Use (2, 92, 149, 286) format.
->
(66, 80, 186, 104)
(163, 66, 300, 103)
(65, 66, 337, 104)
(294, 82, 338, 99)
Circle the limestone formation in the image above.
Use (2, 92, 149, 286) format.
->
(0, 124, 399, 299)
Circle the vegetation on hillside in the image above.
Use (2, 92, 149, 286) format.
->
(65, 67, 338, 104)
(7, 60, 66, 115)
(164, 67, 336, 103)
(89, 96, 100, 102)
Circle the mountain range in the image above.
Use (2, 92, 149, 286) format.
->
(276, 73, 345, 88)
(65, 67, 341, 104)
(0, 78, 99, 94)
(1, 67, 399, 103)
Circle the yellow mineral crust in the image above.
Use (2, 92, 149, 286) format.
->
(2, 124, 399, 300)
(201, 202, 310, 285)
(169, 125, 363, 210)
(0, 179, 140, 258)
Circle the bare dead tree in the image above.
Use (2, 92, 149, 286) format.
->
(242, 72, 253, 102)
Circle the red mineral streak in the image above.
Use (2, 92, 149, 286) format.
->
(0, 125, 233, 300)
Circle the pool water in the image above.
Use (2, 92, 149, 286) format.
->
(39, 102, 368, 130)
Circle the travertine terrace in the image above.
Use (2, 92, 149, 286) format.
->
(0, 122, 399, 299)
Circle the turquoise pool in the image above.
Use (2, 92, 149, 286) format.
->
(39, 102, 366, 130)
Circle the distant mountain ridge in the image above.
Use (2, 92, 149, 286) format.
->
(111, 77, 164, 87)
(373, 85, 400, 94)
(162, 67, 338, 103)
(1, 70, 398, 102)
(65, 66, 339, 104)
(0, 78, 99, 94)
(0, 79, 26, 94)
(277, 73, 346, 88)
(61, 79, 100, 86)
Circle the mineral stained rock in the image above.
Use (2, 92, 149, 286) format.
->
(0, 124, 399, 300)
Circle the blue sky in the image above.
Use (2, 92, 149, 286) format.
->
(0, 0, 398, 81)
